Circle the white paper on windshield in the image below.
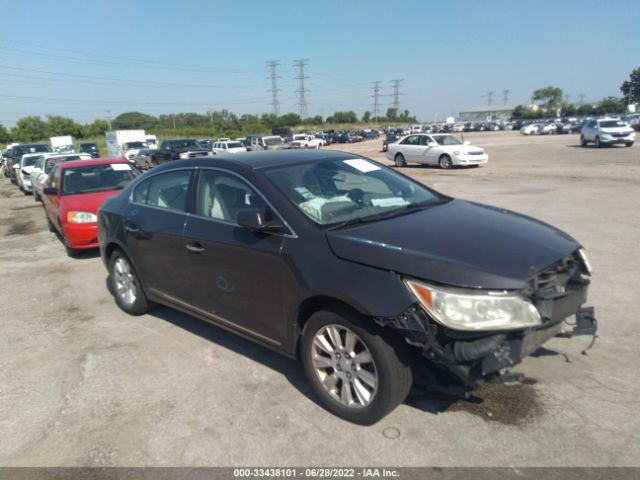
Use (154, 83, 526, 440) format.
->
(343, 159, 380, 173)
(371, 197, 410, 207)
(111, 163, 132, 171)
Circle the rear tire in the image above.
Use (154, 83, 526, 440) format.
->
(300, 309, 412, 425)
(439, 154, 453, 169)
(394, 153, 406, 167)
(109, 250, 155, 315)
(65, 245, 79, 257)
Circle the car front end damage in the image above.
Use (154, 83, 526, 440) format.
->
(374, 249, 597, 389)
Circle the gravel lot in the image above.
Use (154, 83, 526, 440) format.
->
(1, 131, 639, 466)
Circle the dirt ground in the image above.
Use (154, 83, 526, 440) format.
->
(1, 131, 639, 466)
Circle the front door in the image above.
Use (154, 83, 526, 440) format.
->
(182, 169, 288, 345)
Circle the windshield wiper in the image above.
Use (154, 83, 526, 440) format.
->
(327, 201, 433, 231)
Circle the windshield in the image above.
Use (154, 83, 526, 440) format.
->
(171, 139, 202, 149)
(61, 163, 140, 195)
(23, 155, 43, 167)
(599, 120, 626, 128)
(45, 155, 90, 173)
(264, 157, 446, 227)
(433, 135, 463, 146)
(80, 144, 97, 151)
(15, 144, 52, 156)
(264, 137, 283, 146)
(124, 142, 147, 149)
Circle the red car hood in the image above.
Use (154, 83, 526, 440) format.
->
(61, 189, 123, 216)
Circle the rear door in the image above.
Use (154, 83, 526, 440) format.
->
(397, 135, 422, 162)
(125, 168, 194, 296)
(181, 168, 289, 344)
(43, 165, 62, 226)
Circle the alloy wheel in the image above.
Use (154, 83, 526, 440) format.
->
(311, 324, 378, 408)
(113, 257, 138, 306)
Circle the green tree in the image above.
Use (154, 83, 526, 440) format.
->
(620, 66, 640, 105)
(0, 124, 11, 143)
(560, 103, 577, 116)
(46, 115, 83, 138)
(385, 108, 398, 121)
(112, 111, 158, 130)
(595, 96, 626, 115)
(577, 104, 595, 116)
(532, 86, 563, 114)
(309, 115, 323, 125)
(83, 119, 110, 138)
(511, 105, 527, 119)
(329, 111, 358, 123)
(362, 111, 371, 123)
(277, 112, 302, 127)
(12, 116, 47, 142)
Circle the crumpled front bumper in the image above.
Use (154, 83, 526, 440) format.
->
(375, 282, 597, 388)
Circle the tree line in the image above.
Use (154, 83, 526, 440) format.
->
(0, 107, 416, 144)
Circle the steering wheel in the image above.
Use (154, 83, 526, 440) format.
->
(346, 188, 366, 206)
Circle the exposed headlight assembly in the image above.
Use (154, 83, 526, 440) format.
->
(67, 211, 97, 223)
(405, 279, 541, 331)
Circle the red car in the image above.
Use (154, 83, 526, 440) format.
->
(42, 158, 140, 255)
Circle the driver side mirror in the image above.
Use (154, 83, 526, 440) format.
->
(464, 140, 471, 145)
(237, 207, 288, 235)
(43, 186, 58, 196)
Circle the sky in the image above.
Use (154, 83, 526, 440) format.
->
(1, 0, 638, 126)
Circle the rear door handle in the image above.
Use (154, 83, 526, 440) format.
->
(124, 223, 140, 233)
(186, 243, 205, 253)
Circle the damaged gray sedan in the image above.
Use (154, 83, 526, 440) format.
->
(99, 151, 597, 425)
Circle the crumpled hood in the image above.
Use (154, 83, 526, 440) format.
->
(326, 199, 580, 289)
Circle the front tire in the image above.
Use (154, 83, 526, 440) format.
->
(595, 136, 602, 148)
(439, 154, 453, 169)
(394, 153, 406, 167)
(625, 142, 633, 147)
(109, 250, 155, 315)
(300, 309, 412, 425)
(580, 135, 587, 147)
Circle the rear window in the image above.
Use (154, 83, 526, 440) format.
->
(599, 120, 626, 128)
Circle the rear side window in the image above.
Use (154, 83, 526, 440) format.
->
(134, 170, 192, 212)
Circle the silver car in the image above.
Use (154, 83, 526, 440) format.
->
(580, 118, 635, 147)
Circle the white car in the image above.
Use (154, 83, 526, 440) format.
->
(211, 141, 247, 154)
(16, 153, 44, 194)
(538, 123, 557, 135)
(581, 118, 635, 147)
(291, 134, 323, 149)
(31, 153, 92, 201)
(520, 123, 542, 135)
(386, 133, 488, 169)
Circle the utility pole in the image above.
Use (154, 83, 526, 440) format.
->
(293, 59, 309, 119)
(371, 81, 382, 123)
(564, 94, 570, 104)
(502, 89, 510, 105)
(266, 60, 281, 116)
(105, 110, 112, 130)
(578, 93, 585, 104)
(390, 79, 404, 113)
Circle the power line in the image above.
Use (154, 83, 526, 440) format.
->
(266, 60, 281, 116)
(294, 59, 309, 119)
(390, 79, 404, 112)
(0, 93, 266, 107)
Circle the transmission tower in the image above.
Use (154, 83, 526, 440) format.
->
(371, 81, 382, 122)
(390, 79, 404, 113)
(294, 59, 309, 119)
(502, 89, 510, 105)
(482, 91, 494, 106)
(266, 60, 281, 115)
(578, 93, 585, 104)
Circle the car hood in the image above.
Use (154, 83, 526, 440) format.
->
(61, 189, 124, 215)
(325, 199, 580, 289)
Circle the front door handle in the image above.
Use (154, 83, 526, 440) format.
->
(186, 242, 205, 253)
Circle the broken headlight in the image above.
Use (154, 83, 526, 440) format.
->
(405, 279, 542, 332)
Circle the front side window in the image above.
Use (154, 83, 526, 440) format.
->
(196, 170, 267, 223)
(432, 135, 463, 146)
(264, 157, 445, 227)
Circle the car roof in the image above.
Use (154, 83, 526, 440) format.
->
(58, 158, 130, 169)
(154, 150, 362, 172)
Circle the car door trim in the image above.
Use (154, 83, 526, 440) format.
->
(148, 287, 281, 347)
